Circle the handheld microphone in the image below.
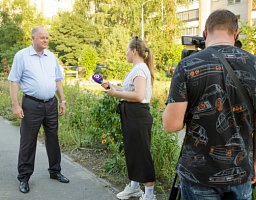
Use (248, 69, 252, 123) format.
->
(92, 74, 110, 89)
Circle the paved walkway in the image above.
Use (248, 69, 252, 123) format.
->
(0, 116, 118, 200)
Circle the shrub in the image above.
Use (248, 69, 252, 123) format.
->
(58, 84, 100, 149)
(0, 78, 20, 124)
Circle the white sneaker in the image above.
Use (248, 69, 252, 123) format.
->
(139, 193, 157, 200)
(116, 184, 143, 199)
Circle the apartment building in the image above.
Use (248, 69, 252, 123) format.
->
(177, 0, 256, 36)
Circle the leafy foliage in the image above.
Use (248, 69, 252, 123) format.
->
(0, 19, 23, 67)
(58, 84, 100, 149)
(0, 0, 45, 67)
(90, 94, 122, 143)
(68, 0, 189, 79)
(0, 0, 190, 79)
(78, 44, 98, 78)
(0, 78, 20, 124)
(97, 26, 131, 79)
(239, 21, 256, 54)
(49, 11, 100, 66)
(89, 94, 127, 175)
(150, 98, 180, 185)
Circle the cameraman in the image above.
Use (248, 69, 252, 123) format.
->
(162, 9, 256, 200)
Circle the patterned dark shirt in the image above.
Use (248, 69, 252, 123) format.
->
(166, 45, 256, 188)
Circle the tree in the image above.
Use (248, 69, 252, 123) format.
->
(55, 0, 189, 78)
(0, 0, 45, 67)
(49, 11, 100, 66)
(0, 15, 23, 65)
(78, 44, 98, 78)
(97, 25, 131, 80)
(239, 21, 256, 54)
(73, 0, 140, 32)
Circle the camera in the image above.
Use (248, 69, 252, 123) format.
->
(181, 36, 205, 59)
(181, 35, 242, 59)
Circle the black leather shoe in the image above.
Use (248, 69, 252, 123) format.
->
(50, 173, 69, 183)
(19, 181, 29, 193)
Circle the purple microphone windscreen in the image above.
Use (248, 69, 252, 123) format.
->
(92, 74, 103, 84)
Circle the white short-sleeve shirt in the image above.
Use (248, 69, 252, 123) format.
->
(122, 63, 152, 103)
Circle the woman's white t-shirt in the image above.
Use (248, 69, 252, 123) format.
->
(122, 63, 152, 103)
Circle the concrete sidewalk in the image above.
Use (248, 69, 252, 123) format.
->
(0, 116, 119, 200)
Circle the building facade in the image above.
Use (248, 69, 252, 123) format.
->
(177, 0, 256, 36)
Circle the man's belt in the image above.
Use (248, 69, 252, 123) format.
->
(24, 94, 54, 103)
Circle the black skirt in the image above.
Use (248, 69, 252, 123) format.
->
(119, 101, 156, 183)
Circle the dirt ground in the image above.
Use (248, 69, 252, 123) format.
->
(39, 136, 169, 200)
(64, 147, 140, 200)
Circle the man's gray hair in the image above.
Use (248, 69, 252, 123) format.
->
(31, 26, 45, 36)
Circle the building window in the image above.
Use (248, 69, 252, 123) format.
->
(253, 0, 256, 10)
(182, 27, 199, 36)
(177, 9, 199, 22)
(252, 18, 256, 25)
(228, 0, 241, 4)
